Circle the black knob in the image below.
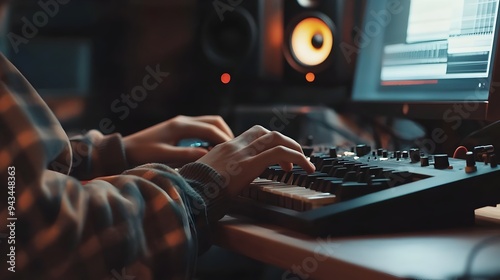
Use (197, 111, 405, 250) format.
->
(410, 149, 421, 163)
(490, 154, 498, 168)
(395, 151, 401, 159)
(377, 149, 384, 156)
(434, 154, 450, 169)
(382, 150, 388, 158)
(466, 151, 476, 167)
(465, 151, 477, 173)
(356, 144, 370, 157)
(474, 145, 495, 161)
(421, 156, 430, 167)
(329, 147, 338, 158)
(402, 151, 409, 159)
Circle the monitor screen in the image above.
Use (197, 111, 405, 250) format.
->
(351, 0, 500, 120)
(9, 38, 91, 97)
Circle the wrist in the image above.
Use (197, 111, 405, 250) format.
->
(179, 162, 229, 222)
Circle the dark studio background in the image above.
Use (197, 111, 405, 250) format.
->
(2, 0, 361, 138)
(1, 0, 496, 161)
(5, 0, 208, 136)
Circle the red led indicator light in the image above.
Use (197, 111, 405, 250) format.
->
(306, 72, 315, 82)
(221, 73, 231, 84)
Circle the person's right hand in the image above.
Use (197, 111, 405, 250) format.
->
(196, 125, 315, 197)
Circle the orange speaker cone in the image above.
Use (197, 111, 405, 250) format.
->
(289, 17, 334, 68)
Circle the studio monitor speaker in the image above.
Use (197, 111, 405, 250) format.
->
(283, 0, 358, 86)
(200, 1, 259, 79)
(192, 1, 284, 110)
(191, 0, 362, 114)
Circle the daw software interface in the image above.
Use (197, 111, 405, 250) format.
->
(353, 0, 500, 117)
(381, 0, 498, 85)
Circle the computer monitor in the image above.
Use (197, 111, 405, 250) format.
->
(351, 0, 500, 121)
(9, 38, 92, 97)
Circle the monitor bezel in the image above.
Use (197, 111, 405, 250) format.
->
(350, 0, 500, 121)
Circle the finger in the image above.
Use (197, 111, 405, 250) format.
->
(249, 131, 304, 155)
(254, 146, 315, 173)
(188, 115, 235, 138)
(279, 161, 294, 172)
(177, 120, 233, 144)
(234, 125, 270, 145)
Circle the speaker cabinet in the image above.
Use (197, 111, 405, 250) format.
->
(283, 0, 357, 87)
(191, 0, 283, 114)
(200, 1, 259, 80)
(190, 0, 361, 114)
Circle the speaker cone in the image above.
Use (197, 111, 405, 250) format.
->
(202, 8, 257, 67)
(285, 13, 335, 72)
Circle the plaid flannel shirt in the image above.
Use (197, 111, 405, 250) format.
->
(0, 53, 228, 280)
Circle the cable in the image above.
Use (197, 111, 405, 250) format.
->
(453, 146, 468, 159)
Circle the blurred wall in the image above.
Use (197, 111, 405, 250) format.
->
(6, 0, 200, 135)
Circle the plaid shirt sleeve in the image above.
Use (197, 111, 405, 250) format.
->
(0, 53, 224, 280)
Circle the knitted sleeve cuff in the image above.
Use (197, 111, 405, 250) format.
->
(178, 162, 229, 223)
(68, 131, 128, 180)
(93, 132, 129, 175)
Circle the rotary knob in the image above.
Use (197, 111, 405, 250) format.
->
(490, 154, 498, 168)
(356, 144, 370, 157)
(420, 156, 429, 167)
(465, 151, 477, 173)
(395, 151, 401, 159)
(329, 147, 338, 158)
(434, 154, 450, 169)
(402, 151, 409, 159)
(382, 150, 388, 158)
(410, 148, 421, 163)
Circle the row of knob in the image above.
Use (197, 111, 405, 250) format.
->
(304, 144, 498, 171)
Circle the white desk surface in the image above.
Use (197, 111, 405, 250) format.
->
(214, 206, 500, 280)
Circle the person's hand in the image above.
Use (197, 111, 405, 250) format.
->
(196, 125, 315, 197)
(124, 115, 234, 167)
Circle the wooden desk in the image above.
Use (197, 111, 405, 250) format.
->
(214, 207, 500, 280)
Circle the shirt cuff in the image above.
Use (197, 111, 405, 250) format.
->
(178, 162, 229, 223)
(94, 132, 129, 175)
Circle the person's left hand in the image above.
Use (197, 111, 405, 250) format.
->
(123, 115, 234, 167)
